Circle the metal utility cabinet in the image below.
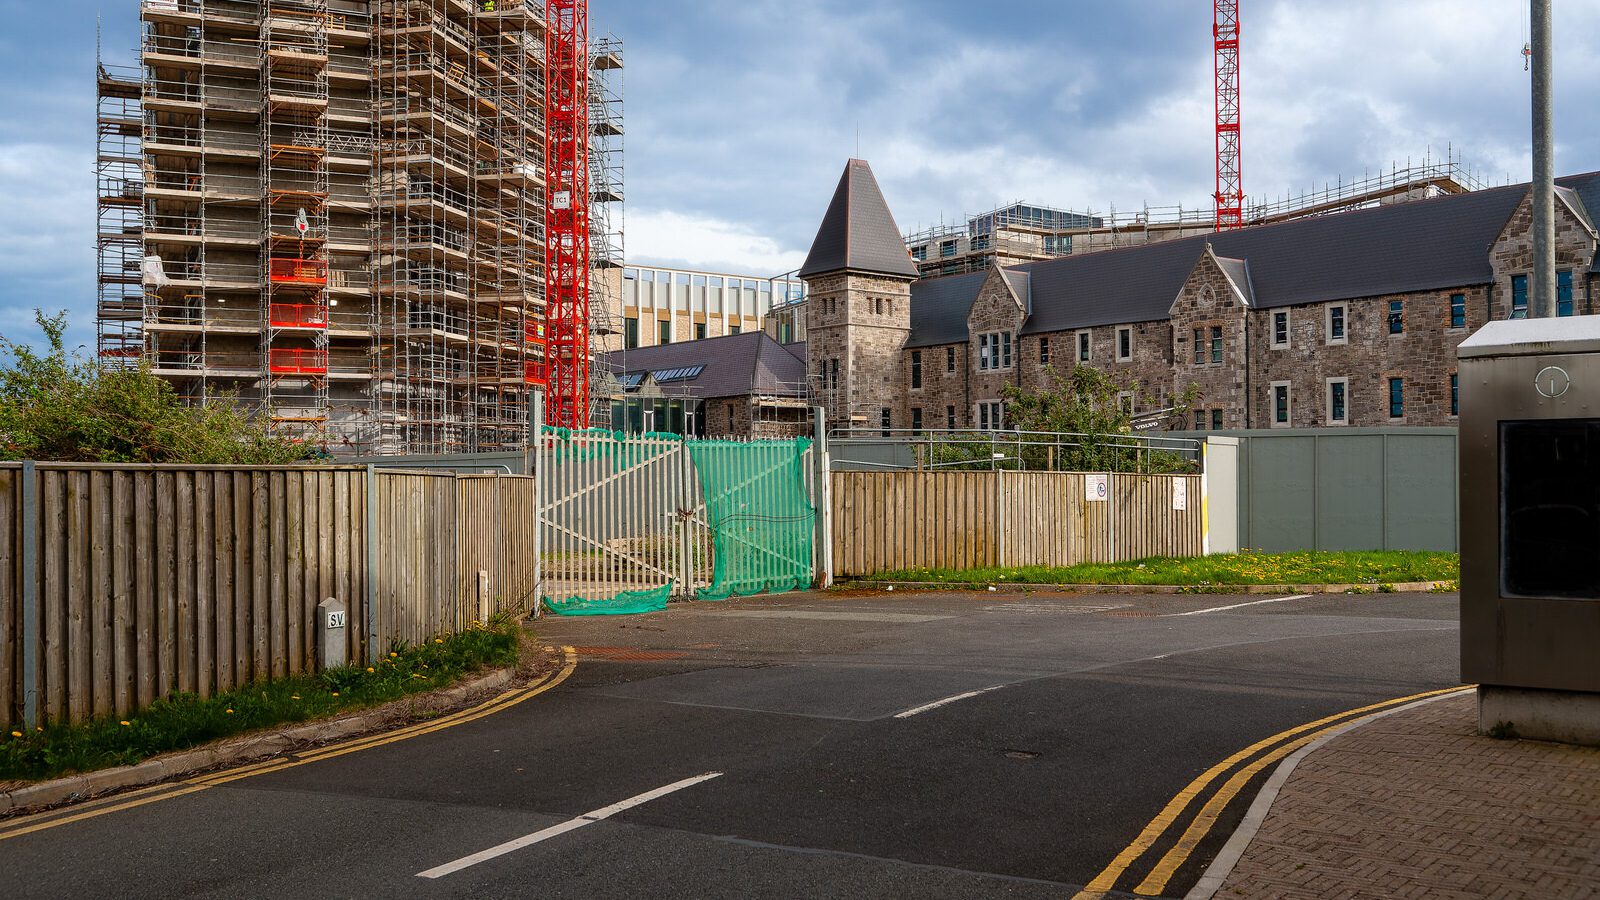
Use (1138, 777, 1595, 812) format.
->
(1459, 317, 1600, 745)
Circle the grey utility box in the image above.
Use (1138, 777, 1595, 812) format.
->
(1458, 317, 1600, 745)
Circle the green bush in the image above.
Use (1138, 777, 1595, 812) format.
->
(0, 310, 305, 463)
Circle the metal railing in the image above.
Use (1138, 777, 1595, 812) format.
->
(828, 427, 1203, 474)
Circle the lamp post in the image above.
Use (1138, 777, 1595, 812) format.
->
(1530, 0, 1556, 318)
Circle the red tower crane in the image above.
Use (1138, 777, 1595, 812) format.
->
(1213, 0, 1244, 230)
(544, 0, 593, 428)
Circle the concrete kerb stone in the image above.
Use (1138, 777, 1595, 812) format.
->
(843, 580, 1452, 595)
(0, 666, 518, 817)
(1182, 689, 1474, 900)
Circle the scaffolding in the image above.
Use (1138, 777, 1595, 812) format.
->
(587, 33, 623, 426)
(95, 0, 571, 455)
(95, 52, 146, 368)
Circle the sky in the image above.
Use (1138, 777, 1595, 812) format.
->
(2, 0, 1598, 351)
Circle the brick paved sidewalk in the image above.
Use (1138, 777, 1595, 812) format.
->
(1218, 692, 1600, 899)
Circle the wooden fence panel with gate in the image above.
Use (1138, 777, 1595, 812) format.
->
(1, 463, 540, 727)
(832, 470, 1204, 577)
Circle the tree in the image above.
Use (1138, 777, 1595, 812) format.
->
(919, 365, 1202, 473)
(0, 310, 306, 464)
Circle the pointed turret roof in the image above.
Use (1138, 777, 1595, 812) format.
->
(798, 159, 919, 280)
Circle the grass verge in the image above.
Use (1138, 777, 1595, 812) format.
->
(872, 550, 1460, 588)
(2, 618, 522, 783)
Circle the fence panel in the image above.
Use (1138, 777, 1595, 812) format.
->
(836, 470, 1202, 577)
(456, 475, 539, 621)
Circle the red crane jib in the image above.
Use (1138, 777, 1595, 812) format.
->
(544, 0, 592, 428)
(1214, 0, 1243, 231)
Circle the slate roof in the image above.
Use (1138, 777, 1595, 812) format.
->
(607, 332, 809, 400)
(902, 171, 1600, 346)
(798, 159, 920, 279)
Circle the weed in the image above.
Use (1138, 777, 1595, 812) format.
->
(1487, 721, 1520, 740)
(1, 618, 521, 782)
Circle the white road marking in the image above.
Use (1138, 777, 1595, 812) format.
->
(893, 685, 1006, 718)
(1165, 594, 1313, 617)
(415, 772, 723, 879)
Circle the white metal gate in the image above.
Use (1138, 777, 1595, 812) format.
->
(535, 429, 711, 609)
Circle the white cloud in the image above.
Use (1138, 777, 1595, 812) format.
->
(628, 208, 808, 275)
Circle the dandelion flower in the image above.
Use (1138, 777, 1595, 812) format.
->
(390, 652, 398, 658)
(225, 708, 234, 714)
(434, 639, 444, 644)
(366, 667, 375, 673)
(120, 720, 131, 727)
(9, 730, 21, 738)
(291, 694, 302, 701)
(331, 692, 340, 698)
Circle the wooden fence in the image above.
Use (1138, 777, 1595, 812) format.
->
(1, 463, 538, 727)
(831, 470, 1204, 577)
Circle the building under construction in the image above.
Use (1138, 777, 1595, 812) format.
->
(905, 153, 1487, 279)
(96, 0, 622, 453)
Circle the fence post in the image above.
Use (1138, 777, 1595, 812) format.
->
(678, 439, 695, 599)
(996, 468, 1008, 567)
(529, 389, 545, 617)
(20, 460, 39, 729)
(812, 406, 833, 589)
(364, 464, 379, 664)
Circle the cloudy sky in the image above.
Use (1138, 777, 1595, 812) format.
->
(2, 0, 1598, 349)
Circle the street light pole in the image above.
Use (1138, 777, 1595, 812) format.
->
(1530, 0, 1556, 319)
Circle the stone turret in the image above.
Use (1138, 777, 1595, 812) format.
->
(799, 159, 918, 430)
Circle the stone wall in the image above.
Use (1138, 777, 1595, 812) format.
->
(905, 342, 969, 430)
(804, 271, 913, 430)
(1489, 193, 1599, 317)
(965, 268, 1027, 419)
(1168, 249, 1251, 428)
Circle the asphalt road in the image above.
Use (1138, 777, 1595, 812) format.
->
(1, 590, 1460, 899)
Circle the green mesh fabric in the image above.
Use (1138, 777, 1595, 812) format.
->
(541, 425, 679, 469)
(686, 438, 815, 601)
(542, 583, 671, 616)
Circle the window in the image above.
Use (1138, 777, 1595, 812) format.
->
(978, 332, 1012, 371)
(1272, 311, 1289, 348)
(1388, 377, 1404, 419)
(946, 346, 956, 372)
(946, 405, 956, 429)
(1511, 274, 1528, 319)
(1211, 409, 1223, 431)
(624, 316, 639, 349)
(880, 408, 892, 436)
(1326, 378, 1348, 426)
(1326, 304, 1347, 344)
(910, 350, 922, 389)
(874, 298, 883, 315)
(829, 358, 839, 391)
(1117, 327, 1132, 362)
(1449, 294, 1466, 329)
(1192, 328, 1204, 365)
(728, 405, 735, 432)
(1117, 391, 1134, 414)
(730, 323, 741, 336)
(1078, 331, 1091, 362)
(1388, 300, 1404, 335)
(658, 319, 671, 344)
(1271, 381, 1291, 427)
(1040, 336, 1050, 366)
(1558, 270, 1574, 317)
(977, 401, 1004, 431)
(911, 407, 923, 434)
(1210, 326, 1223, 364)
(1450, 373, 1459, 417)
(1194, 409, 1206, 430)
(695, 322, 707, 341)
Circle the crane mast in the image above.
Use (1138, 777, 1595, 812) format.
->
(1213, 0, 1244, 230)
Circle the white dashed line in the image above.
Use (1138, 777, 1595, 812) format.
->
(416, 772, 724, 879)
(1164, 594, 1313, 617)
(893, 685, 1007, 718)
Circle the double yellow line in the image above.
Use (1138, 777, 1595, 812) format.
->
(1071, 684, 1473, 899)
(0, 646, 579, 843)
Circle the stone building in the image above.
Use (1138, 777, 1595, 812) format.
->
(800, 159, 1600, 432)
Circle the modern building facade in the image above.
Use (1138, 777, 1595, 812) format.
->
(95, 0, 621, 454)
(802, 159, 1600, 434)
(611, 264, 806, 351)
